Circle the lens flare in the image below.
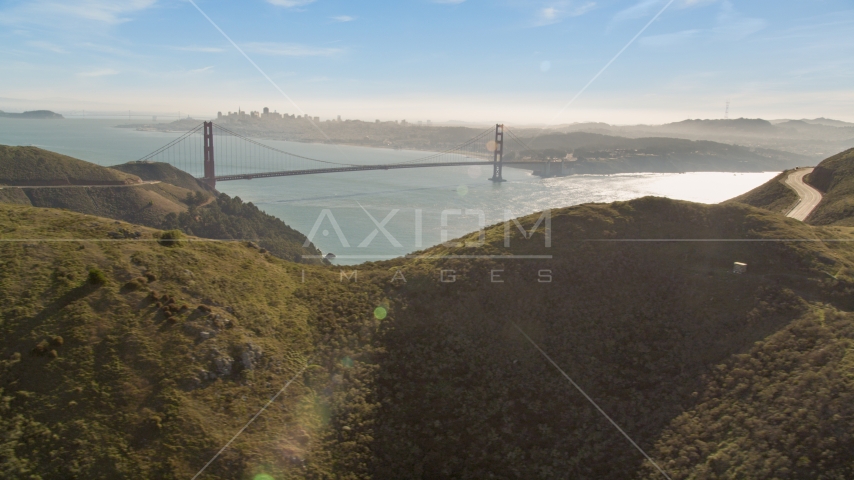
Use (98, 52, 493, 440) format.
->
(457, 185, 469, 197)
(374, 306, 387, 319)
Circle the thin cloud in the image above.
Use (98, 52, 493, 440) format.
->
(78, 68, 119, 77)
(612, 0, 662, 24)
(639, 29, 700, 46)
(714, 0, 765, 40)
(0, 0, 156, 26)
(332, 15, 355, 22)
(533, 2, 596, 27)
(242, 42, 343, 57)
(172, 46, 227, 53)
(266, 0, 316, 7)
(77, 42, 133, 56)
(26, 41, 66, 53)
(189, 66, 215, 74)
(612, 0, 718, 25)
(638, 0, 765, 46)
(433, 0, 466, 4)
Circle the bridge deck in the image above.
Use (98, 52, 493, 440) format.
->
(213, 161, 542, 182)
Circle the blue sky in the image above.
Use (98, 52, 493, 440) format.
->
(1, 0, 853, 124)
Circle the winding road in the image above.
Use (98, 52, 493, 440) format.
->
(784, 168, 822, 221)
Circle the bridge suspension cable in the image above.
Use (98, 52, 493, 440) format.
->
(212, 124, 358, 167)
(135, 122, 511, 184)
(505, 127, 537, 154)
(396, 126, 495, 165)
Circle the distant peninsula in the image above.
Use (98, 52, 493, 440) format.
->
(0, 110, 64, 119)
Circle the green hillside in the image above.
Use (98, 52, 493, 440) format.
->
(804, 148, 854, 225)
(726, 169, 800, 214)
(112, 161, 215, 194)
(4, 196, 854, 478)
(0, 147, 322, 262)
(0, 204, 359, 479)
(0, 145, 139, 186)
(302, 198, 854, 479)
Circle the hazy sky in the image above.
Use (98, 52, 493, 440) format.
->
(1, 0, 853, 124)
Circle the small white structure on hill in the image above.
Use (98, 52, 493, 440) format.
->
(733, 262, 748, 274)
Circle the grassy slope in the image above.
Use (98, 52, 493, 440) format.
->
(804, 148, 854, 226)
(5, 197, 854, 478)
(726, 170, 800, 214)
(19, 183, 190, 226)
(304, 198, 854, 479)
(0, 145, 139, 186)
(0, 204, 384, 479)
(112, 161, 215, 194)
(0, 148, 320, 262)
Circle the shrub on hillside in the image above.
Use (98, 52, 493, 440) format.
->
(157, 229, 185, 247)
(87, 268, 107, 285)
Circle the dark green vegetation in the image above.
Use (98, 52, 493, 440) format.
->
(505, 131, 807, 174)
(0, 204, 344, 478)
(804, 148, 854, 226)
(305, 198, 854, 479)
(0, 145, 321, 262)
(159, 192, 319, 263)
(644, 308, 854, 479)
(5, 198, 854, 478)
(0, 110, 63, 120)
(727, 170, 800, 215)
(4, 193, 854, 478)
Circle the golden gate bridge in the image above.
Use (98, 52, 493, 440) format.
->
(137, 122, 546, 188)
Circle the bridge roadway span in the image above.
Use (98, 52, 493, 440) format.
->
(214, 161, 540, 182)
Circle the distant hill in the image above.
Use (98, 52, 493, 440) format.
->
(506, 131, 808, 174)
(0, 109, 64, 119)
(533, 117, 854, 160)
(118, 115, 854, 161)
(663, 117, 777, 133)
(0, 145, 322, 262)
(802, 117, 854, 127)
(803, 147, 854, 226)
